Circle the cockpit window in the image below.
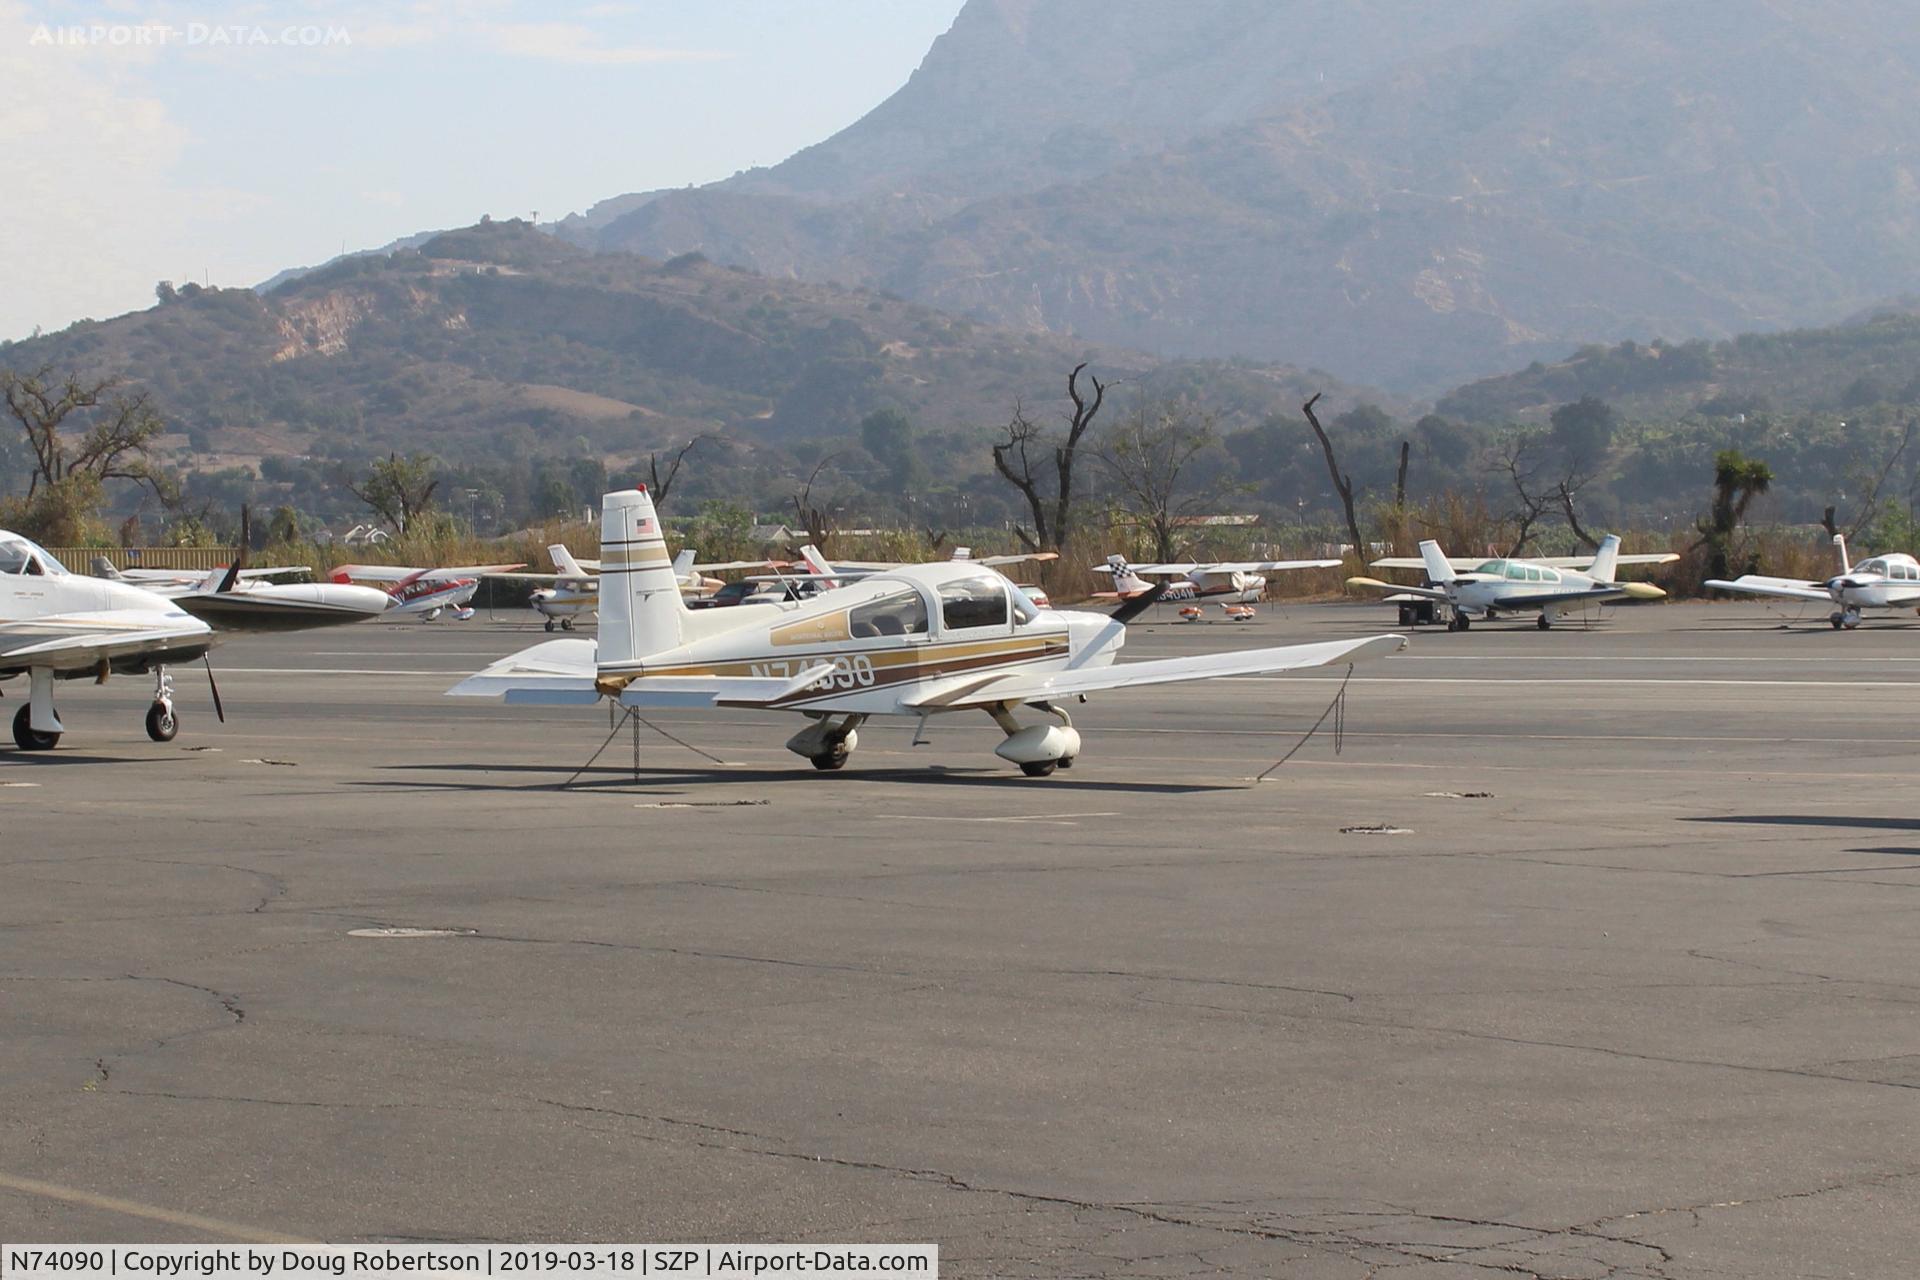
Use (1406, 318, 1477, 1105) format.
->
(1859, 559, 1888, 577)
(1471, 560, 1505, 576)
(0, 537, 69, 576)
(938, 576, 1009, 630)
(850, 588, 929, 637)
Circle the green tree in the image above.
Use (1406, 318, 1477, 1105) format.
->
(1698, 449, 1773, 579)
(347, 452, 440, 535)
(1549, 396, 1618, 467)
(859, 408, 927, 498)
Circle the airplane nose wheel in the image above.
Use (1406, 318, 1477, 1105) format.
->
(560, 618, 576, 631)
(145, 667, 179, 742)
(145, 702, 179, 742)
(11, 703, 59, 751)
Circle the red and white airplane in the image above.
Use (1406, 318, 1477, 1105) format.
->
(1092, 553, 1342, 619)
(331, 561, 524, 621)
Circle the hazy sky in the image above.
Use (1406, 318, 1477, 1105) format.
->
(0, 0, 967, 341)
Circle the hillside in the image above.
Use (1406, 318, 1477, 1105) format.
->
(0, 220, 1385, 472)
(1435, 312, 1920, 423)
(577, 0, 1920, 391)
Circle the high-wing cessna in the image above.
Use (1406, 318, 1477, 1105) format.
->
(1707, 535, 1920, 629)
(331, 561, 524, 621)
(2, 531, 215, 749)
(451, 487, 1405, 777)
(1346, 535, 1666, 630)
(1091, 553, 1343, 619)
(93, 557, 394, 629)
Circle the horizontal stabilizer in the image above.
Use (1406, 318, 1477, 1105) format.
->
(1347, 576, 1448, 600)
(1704, 575, 1832, 604)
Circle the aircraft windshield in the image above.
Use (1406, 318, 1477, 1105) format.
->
(1470, 560, 1506, 576)
(0, 535, 65, 576)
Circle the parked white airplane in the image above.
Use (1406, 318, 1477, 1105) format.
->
(795, 545, 1054, 608)
(495, 547, 777, 630)
(1091, 554, 1343, 618)
(1347, 535, 1665, 630)
(1707, 535, 1920, 629)
(452, 487, 1405, 776)
(93, 557, 394, 630)
(2, 532, 215, 749)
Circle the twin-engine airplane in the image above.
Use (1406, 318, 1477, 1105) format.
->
(1707, 535, 1920, 628)
(2, 531, 215, 749)
(1347, 535, 1668, 630)
(93, 556, 394, 630)
(452, 487, 1405, 777)
(1092, 554, 1343, 618)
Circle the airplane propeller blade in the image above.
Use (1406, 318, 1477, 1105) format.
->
(204, 655, 226, 723)
(1110, 581, 1170, 624)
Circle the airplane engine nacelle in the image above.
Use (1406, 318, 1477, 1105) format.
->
(785, 719, 856, 759)
(994, 724, 1078, 766)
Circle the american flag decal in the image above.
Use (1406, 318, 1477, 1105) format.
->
(634, 516, 655, 534)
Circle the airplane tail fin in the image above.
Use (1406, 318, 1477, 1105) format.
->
(91, 556, 125, 581)
(549, 543, 589, 580)
(799, 544, 839, 587)
(1105, 553, 1151, 596)
(1833, 533, 1851, 575)
(1418, 540, 1456, 584)
(671, 548, 694, 581)
(597, 486, 686, 671)
(1587, 534, 1622, 583)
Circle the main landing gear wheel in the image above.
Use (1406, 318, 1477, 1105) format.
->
(810, 742, 851, 771)
(1448, 614, 1471, 632)
(1537, 613, 1553, 631)
(1020, 760, 1058, 778)
(12, 703, 59, 751)
(544, 619, 557, 632)
(145, 701, 179, 743)
(560, 618, 576, 631)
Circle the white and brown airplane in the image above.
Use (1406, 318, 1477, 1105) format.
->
(451, 487, 1406, 777)
(1347, 535, 1669, 630)
(1708, 535, 1920, 629)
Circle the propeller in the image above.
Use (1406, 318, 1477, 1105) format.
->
(204, 655, 226, 724)
(1110, 580, 1170, 624)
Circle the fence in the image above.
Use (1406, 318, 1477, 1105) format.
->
(47, 546, 244, 572)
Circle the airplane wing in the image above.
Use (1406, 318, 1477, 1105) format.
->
(1486, 584, 1664, 607)
(1370, 556, 1478, 571)
(0, 610, 213, 672)
(693, 559, 774, 572)
(1536, 552, 1679, 569)
(1704, 575, 1832, 603)
(1213, 559, 1344, 572)
(907, 634, 1406, 708)
(970, 551, 1061, 567)
(1346, 576, 1449, 600)
(338, 563, 524, 582)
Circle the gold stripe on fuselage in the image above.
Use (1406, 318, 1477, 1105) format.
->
(597, 544, 673, 570)
(596, 633, 1069, 703)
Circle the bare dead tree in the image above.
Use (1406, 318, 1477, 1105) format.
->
(1496, 434, 1555, 557)
(791, 454, 841, 556)
(989, 363, 1107, 551)
(1831, 417, 1915, 539)
(0, 364, 172, 499)
(1301, 393, 1366, 556)
(1394, 440, 1411, 511)
(1556, 474, 1601, 552)
(1097, 401, 1230, 563)
(646, 435, 708, 509)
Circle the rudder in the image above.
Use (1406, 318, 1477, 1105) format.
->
(597, 487, 686, 671)
(1587, 534, 1621, 583)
